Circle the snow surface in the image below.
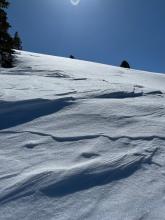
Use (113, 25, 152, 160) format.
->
(0, 51, 165, 220)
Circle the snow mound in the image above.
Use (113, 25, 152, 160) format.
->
(0, 51, 165, 220)
(0, 97, 74, 130)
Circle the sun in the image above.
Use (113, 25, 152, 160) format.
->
(70, 0, 80, 6)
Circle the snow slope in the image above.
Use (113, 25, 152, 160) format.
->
(0, 51, 165, 220)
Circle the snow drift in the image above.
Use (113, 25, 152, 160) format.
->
(0, 51, 165, 220)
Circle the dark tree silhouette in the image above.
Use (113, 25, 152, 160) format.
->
(0, 0, 9, 8)
(120, 60, 130, 69)
(69, 55, 75, 59)
(13, 31, 22, 50)
(0, 0, 13, 68)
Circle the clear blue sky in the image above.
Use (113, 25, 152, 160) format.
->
(8, 0, 165, 73)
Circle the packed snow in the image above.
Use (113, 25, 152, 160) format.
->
(0, 51, 165, 220)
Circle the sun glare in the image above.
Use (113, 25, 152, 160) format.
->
(70, 0, 80, 6)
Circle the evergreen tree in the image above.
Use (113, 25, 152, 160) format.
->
(0, 0, 13, 68)
(69, 55, 75, 59)
(120, 60, 130, 69)
(0, 0, 9, 8)
(13, 31, 22, 50)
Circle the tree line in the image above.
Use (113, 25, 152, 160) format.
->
(0, 0, 22, 68)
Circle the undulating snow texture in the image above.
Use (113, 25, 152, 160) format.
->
(0, 51, 165, 220)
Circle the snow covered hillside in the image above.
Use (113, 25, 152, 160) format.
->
(0, 51, 165, 220)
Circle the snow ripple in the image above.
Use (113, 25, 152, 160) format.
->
(0, 147, 158, 204)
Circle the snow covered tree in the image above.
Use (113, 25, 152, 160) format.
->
(13, 31, 22, 50)
(0, 0, 14, 68)
(120, 60, 130, 69)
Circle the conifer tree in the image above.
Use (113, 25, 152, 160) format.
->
(120, 60, 130, 69)
(69, 55, 75, 59)
(0, 0, 13, 68)
(0, 0, 9, 8)
(13, 31, 22, 50)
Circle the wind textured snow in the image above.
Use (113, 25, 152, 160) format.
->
(0, 51, 165, 220)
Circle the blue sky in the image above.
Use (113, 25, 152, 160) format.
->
(8, 0, 165, 73)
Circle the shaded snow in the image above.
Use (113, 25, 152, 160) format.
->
(0, 51, 165, 220)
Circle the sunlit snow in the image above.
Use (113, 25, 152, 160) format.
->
(0, 51, 165, 220)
